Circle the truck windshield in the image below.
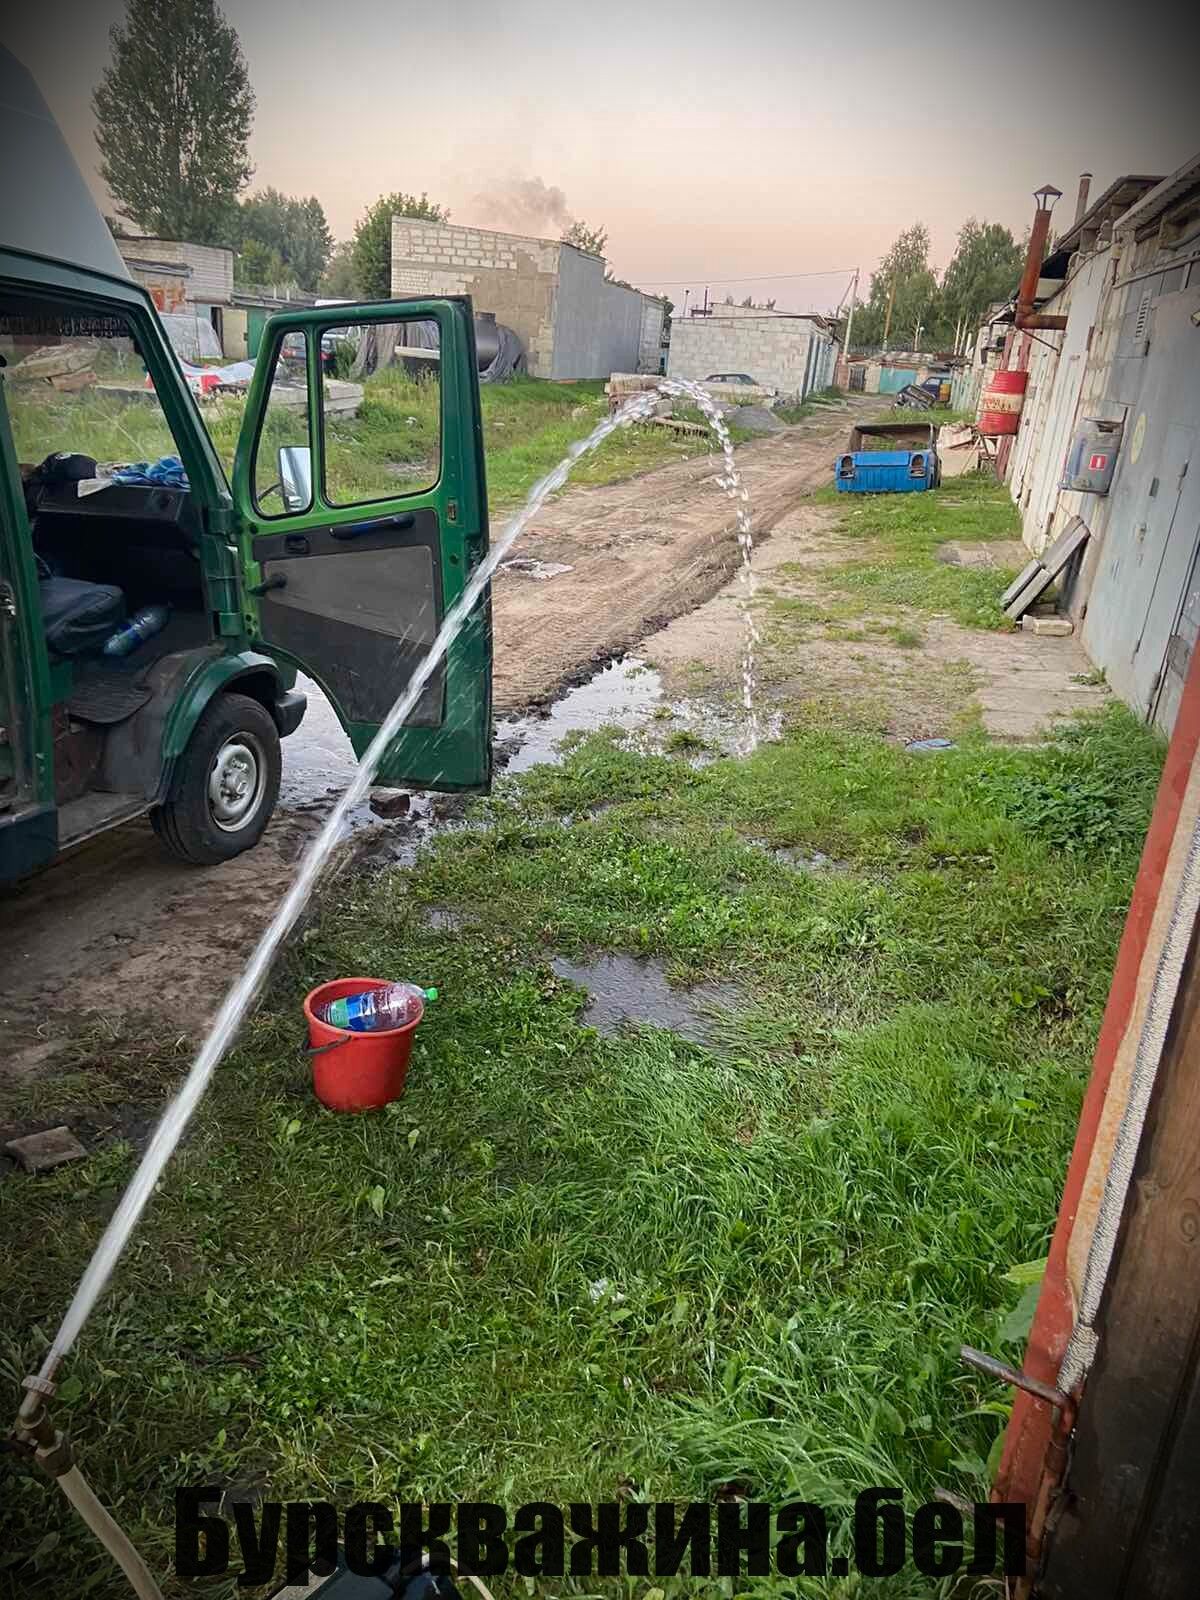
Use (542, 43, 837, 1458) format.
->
(2, 292, 186, 477)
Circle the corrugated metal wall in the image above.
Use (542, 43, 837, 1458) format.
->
(1082, 282, 1200, 727)
(1001, 180, 1200, 734)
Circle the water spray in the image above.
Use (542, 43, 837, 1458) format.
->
(8, 380, 757, 1596)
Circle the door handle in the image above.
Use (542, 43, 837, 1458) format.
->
(330, 513, 416, 541)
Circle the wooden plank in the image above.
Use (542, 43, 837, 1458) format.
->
(1040, 515, 1090, 581)
(1039, 924, 1200, 1597)
(1001, 558, 1043, 608)
(1004, 566, 1055, 621)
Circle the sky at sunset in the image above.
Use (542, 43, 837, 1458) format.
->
(4, 0, 1196, 313)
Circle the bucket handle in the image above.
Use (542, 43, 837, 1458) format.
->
(306, 1032, 354, 1057)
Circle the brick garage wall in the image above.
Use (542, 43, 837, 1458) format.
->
(666, 315, 817, 397)
(128, 239, 233, 304)
(391, 219, 560, 375)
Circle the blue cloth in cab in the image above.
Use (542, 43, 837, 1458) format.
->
(110, 455, 189, 490)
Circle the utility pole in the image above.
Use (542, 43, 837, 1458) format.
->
(703, 285, 709, 317)
(842, 267, 859, 360)
(882, 276, 895, 351)
(682, 290, 690, 320)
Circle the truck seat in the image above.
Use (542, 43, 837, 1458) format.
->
(38, 575, 125, 657)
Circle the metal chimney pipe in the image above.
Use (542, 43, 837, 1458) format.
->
(1074, 172, 1093, 224)
(1015, 184, 1068, 332)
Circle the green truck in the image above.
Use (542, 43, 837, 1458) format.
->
(0, 49, 492, 883)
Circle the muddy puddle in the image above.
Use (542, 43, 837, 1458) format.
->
(746, 839, 843, 872)
(289, 654, 778, 866)
(551, 953, 742, 1046)
(495, 656, 780, 776)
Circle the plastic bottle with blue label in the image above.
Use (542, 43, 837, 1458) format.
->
(102, 604, 171, 658)
(317, 982, 437, 1032)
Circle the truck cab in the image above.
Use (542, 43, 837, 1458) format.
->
(0, 49, 491, 882)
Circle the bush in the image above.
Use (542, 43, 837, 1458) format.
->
(979, 707, 1164, 857)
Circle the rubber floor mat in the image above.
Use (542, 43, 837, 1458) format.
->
(67, 673, 153, 725)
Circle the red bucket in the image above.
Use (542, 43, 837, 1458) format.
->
(304, 977, 421, 1112)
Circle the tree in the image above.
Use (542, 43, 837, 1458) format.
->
(320, 240, 357, 298)
(238, 188, 332, 290)
(93, 0, 254, 245)
(938, 219, 1024, 343)
(234, 239, 293, 289)
(562, 219, 608, 256)
(351, 192, 450, 300)
(850, 222, 939, 351)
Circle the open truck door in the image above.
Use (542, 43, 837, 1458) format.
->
(233, 300, 491, 791)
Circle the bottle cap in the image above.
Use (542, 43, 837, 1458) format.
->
(423, 987, 439, 1001)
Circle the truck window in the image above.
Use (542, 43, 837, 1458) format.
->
(1, 293, 181, 476)
(250, 340, 313, 517)
(321, 318, 441, 506)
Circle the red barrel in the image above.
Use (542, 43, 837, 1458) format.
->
(978, 369, 1028, 436)
(305, 977, 421, 1112)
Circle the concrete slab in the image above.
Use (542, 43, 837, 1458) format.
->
(5, 1126, 87, 1173)
(937, 541, 1028, 570)
(1023, 615, 1075, 636)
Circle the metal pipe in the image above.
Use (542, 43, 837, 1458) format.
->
(1074, 172, 1093, 224)
(1015, 188, 1068, 332)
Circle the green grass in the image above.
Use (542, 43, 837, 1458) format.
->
(773, 387, 844, 425)
(776, 475, 1022, 633)
(8, 370, 736, 520)
(868, 408, 971, 430)
(0, 706, 1163, 1598)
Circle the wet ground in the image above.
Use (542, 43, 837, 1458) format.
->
(3, 393, 1103, 1088)
(1, 408, 858, 1087)
(0, 650, 755, 1087)
(550, 953, 742, 1046)
(496, 656, 781, 773)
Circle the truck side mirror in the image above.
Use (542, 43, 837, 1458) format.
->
(278, 445, 312, 513)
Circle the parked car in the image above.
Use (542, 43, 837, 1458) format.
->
(705, 372, 763, 387)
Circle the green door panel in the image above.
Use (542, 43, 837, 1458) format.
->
(232, 298, 491, 793)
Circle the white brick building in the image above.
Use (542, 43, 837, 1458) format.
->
(667, 311, 839, 400)
(391, 218, 665, 380)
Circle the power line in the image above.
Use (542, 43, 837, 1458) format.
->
(638, 267, 858, 287)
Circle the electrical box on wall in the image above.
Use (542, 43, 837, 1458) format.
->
(1062, 417, 1124, 494)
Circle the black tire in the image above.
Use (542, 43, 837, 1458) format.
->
(151, 692, 281, 866)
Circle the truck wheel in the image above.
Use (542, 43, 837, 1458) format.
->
(152, 692, 281, 865)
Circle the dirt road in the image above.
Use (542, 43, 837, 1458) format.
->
(0, 401, 864, 1083)
(490, 399, 866, 712)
